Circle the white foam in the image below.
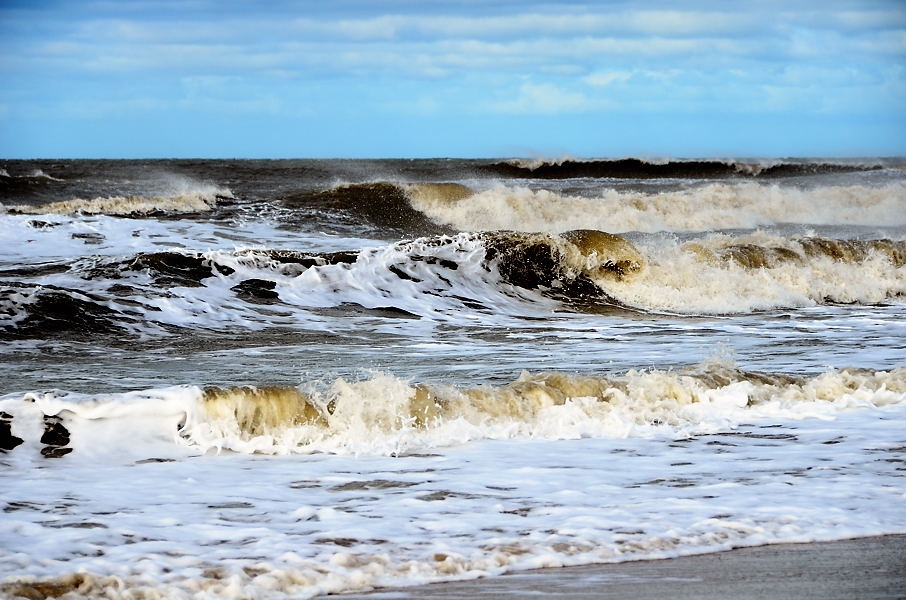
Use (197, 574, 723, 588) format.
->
(1, 370, 904, 598)
(0, 387, 199, 463)
(0, 209, 376, 273)
(3, 174, 232, 216)
(409, 182, 906, 233)
(214, 234, 556, 326)
(6, 192, 217, 216)
(600, 232, 906, 314)
(3, 362, 902, 460)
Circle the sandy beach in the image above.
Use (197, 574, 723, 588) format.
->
(334, 535, 906, 599)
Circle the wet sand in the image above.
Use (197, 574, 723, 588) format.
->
(334, 535, 906, 599)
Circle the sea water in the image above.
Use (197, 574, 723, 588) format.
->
(1, 158, 904, 598)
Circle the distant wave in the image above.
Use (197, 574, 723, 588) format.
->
(281, 181, 459, 236)
(3, 187, 233, 217)
(407, 181, 906, 233)
(296, 179, 906, 237)
(0, 168, 64, 181)
(27, 168, 65, 181)
(2, 361, 904, 458)
(0, 168, 68, 204)
(1, 169, 233, 216)
(478, 157, 888, 179)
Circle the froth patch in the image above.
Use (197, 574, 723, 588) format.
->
(1, 365, 903, 459)
(597, 233, 906, 314)
(5, 189, 230, 216)
(407, 182, 906, 234)
(0, 573, 116, 600)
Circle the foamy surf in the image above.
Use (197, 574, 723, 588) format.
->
(2, 230, 904, 342)
(2, 363, 905, 599)
(406, 181, 906, 234)
(2, 174, 233, 216)
(2, 361, 904, 460)
(596, 232, 906, 314)
(4, 190, 229, 216)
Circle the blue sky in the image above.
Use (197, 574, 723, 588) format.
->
(1, 0, 904, 158)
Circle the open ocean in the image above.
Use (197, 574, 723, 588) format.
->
(1, 157, 905, 598)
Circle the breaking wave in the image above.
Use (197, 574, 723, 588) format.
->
(406, 181, 906, 234)
(4, 189, 232, 216)
(2, 171, 234, 216)
(2, 361, 904, 459)
(17, 173, 894, 237)
(608, 233, 906, 313)
(2, 231, 904, 340)
(281, 182, 457, 236)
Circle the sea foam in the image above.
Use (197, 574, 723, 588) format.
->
(3, 362, 903, 460)
(407, 181, 906, 233)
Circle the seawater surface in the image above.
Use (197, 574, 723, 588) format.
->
(1, 158, 905, 598)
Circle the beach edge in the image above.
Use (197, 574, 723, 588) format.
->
(333, 534, 906, 599)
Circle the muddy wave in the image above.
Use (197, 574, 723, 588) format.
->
(2, 361, 904, 458)
(282, 182, 456, 236)
(407, 181, 906, 234)
(3, 188, 232, 216)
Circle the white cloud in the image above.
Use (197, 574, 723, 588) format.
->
(489, 82, 598, 114)
(288, 9, 762, 42)
(583, 71, 633, 86)
(856, 29, 906, 55)
(620, 10, 758, 36)
(831, 9, 906, 31)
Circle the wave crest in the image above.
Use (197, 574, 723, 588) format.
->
(5, 190, 230, 216)
(3, 362, 903, 458)
(407, 182, 906, 233)
(601, 233, 906, 314)
(291, 182, 455, 236)
(482, 158, 886, 179)
(2, 231, 903, 340)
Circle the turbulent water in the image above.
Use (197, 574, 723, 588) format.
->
(1, 157, 905, 598)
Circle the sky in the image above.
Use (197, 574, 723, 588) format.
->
(1, 0, 904, 158)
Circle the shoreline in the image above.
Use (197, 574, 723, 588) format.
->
(333, 535, 906, 599)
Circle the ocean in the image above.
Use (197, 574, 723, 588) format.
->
(1, 157, 905, 598)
